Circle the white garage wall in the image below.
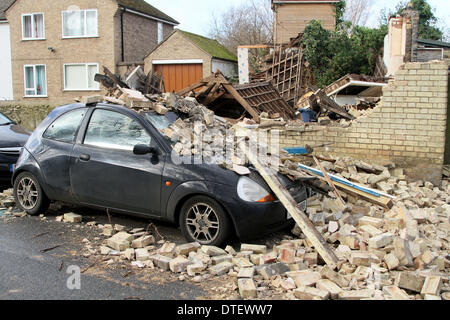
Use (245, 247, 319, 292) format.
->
(212, 59, 237, 78)
(0, 22, 13, 101)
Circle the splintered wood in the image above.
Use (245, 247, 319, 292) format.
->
(237, 137, 339, 268)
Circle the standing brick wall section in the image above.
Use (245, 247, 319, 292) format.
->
(120, 11, 174, 63)
(275, 61, 449, 184)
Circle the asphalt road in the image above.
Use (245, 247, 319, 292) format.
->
(0, 206, 207, 300)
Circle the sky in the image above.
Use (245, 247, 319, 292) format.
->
(148, 0, 449, 38)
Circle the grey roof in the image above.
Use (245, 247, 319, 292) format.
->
(0, 0, 15, 21)
(117, 0, 179, 25)
(417, 38, 450, 49)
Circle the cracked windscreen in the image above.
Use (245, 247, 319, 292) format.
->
(84, 109, 151, 151)
(143, 111, 180, 145)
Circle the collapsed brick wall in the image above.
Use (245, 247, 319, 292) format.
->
(275, 61, 449, 185)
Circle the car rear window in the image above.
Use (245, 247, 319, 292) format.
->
(43, 108, 87, 143)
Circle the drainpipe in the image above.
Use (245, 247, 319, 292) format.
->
(121, 7, 125, 62)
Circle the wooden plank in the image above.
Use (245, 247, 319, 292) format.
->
(239, 141, 339, 268)
(297, 163, 395, 199)
(313, 155, 346, 208)
(333, 181, 393, 209)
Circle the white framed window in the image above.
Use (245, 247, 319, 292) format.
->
(157, 22, 163, 44)
(62, 9, 98, 38)
(64, 63, 100, 91)
(22, 13, 45, 40)
(24, 65, 47, 97)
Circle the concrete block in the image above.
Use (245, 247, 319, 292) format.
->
(135, 248, 150, 262)
(169, 256, 193, 273)
(316, 279, 342, 299)
(294, 285, 330, 300)
(421, 276, 442, 296)
(201, 245, 227, 256)
(131, 235, 155, 249)
(240, 244, 267, 254)
(394, 272, 426, 293)
(257, 263, 290, 280)
(232, 257, 253, 268)
(150, 254, 173, 271)
(211, 254, 233, 265)
(288, 270, 321, 287)
(238, 279, 257, 299)
(359, 216, 384, 228)
(158, 242, 176, 257)
(175, 242, 201, 256)
(338, 289, 373, 300)
(382, 286, 411, 300)
(237, 267, 255, 278)
(187, 263, 206, 276)
(384, 253, 400, 270)
(63, 212, 82, 223)
(393, 237, 414, 266)
(368, 232, 394, 249)
(209, 262, 234, 276)
(320, 266, 350, 288)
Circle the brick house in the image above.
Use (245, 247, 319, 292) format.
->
(272, 0, 340, 44)
(4, 0, 178, 104)
(144, 29, 238, 92)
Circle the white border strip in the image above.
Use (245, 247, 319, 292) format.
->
(152, 59, 203, 65)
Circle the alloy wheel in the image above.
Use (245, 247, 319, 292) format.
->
(185, 202, 220, 244)
(16, 177, 39, 210)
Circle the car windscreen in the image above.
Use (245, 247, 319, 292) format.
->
(143, 111, 180, 146)
(143, 111, 179, 131)
(0, 113, 14, 126)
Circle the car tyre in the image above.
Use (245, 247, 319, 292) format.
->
(13, 172, 50, 216)
(179, 195, 232, 247)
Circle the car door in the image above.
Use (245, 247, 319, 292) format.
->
(69, 108, 165, 216)
(35, 108, 87, 202)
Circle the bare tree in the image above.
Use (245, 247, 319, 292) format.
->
(208, 0, 273, 73)
(344, 0, 373, 26)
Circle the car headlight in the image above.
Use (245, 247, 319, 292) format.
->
(237, 176, 275, 203)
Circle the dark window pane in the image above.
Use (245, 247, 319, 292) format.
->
(43, 108, 86, 143)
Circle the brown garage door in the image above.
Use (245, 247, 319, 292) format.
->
(153, 63, 203, 93)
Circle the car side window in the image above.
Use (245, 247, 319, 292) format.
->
(84, 109, 151, 151)
(43, 108, 86, 143)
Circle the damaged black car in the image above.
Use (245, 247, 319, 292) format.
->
(12, 103, 307, 246)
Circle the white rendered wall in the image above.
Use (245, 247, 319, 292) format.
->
(0, 22, 13, 100)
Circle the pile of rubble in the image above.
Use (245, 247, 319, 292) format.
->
(91, 168, 449, 300)
(1, 158, 449, 300)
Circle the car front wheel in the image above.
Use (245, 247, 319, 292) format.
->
(179, 195, 232, 247)
(14, 172, 49, 216)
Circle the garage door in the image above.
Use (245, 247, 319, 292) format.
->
(153, 63, 203, 93)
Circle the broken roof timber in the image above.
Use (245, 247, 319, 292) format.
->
(233, 82, 296, 120)
(325, 74, 388, 97)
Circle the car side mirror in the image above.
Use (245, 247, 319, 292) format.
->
(133, 144, 160, 156)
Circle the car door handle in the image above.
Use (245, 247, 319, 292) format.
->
(79, 154, 91, 162)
